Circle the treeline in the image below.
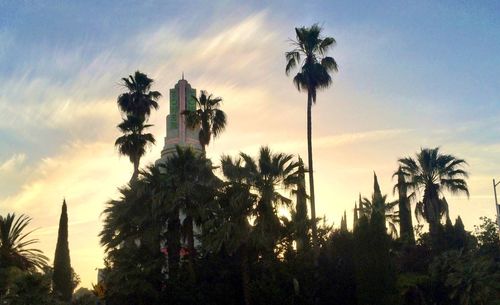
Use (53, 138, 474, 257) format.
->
(99, 143, 500, 305)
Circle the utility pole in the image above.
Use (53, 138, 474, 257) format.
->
(492, 179, 500, 230)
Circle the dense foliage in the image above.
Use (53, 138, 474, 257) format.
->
(98, 144, 500, 305)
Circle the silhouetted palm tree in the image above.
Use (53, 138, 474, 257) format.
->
(286, 24, 338, 250)
(99, 178, 164, 304)
(117, 71, 161, 120)
(398, 147, 469, 243)
(0, 213, 48, 271)
(182, 90, 227, 153)
(115, 115, 155, 182)
(203, 155, 257, 305)
(164, 146, 218, 277)
(240, 146, 300, 257)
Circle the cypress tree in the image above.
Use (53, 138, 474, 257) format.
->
(394, 167, 414, 244)
(340, 210, 348, 232)
(294, 157, 309, 251)
(53, 199, 73, 302)
(353, 202, 359, 229)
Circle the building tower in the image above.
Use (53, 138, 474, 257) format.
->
(158, 77, 202, 164)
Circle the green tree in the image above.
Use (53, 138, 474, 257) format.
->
(1, 271, 56, 305)
(359, 173, 399, 238)
(183, 90, 227, 153)
(53, 199, 73, 303)
(0, 213, 48, 271)
(399, 147, 469, 246)
(115, 115, 155, 182)
(394, 166, 415, 244)
(163, 146, 218, 276)
(99, 178, 163, 305)
(430, 251, 500, 305)
(117, 71, 161, 120)
(240, 146, 300, 257)
(474, 216, 500, 257)
(292, 157, 310, 252)
(354, 174, 398, 305)
(286, 24, 338, 251)
(203, 155, 258, 305)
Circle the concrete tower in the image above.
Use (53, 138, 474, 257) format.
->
(158, 77, 202, 164)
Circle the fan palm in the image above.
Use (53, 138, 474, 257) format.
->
(240, 146, 300, 257)
(99, 178, 164, 304)
(203, 155, 257, 305)
(182, 90, 227, 153)
(398, 147, 469, 242)
(117, 71, 161, 120)
(115, 115, 155, 182)
(286, 24, 338, 250)
(0, 213, 48, 271)
(163, 146, 218, 276)
(446, 255, 500, 305)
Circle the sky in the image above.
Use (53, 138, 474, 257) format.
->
(0, 0, 499, 288)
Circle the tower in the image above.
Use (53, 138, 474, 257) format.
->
(158, 77, 202, 164)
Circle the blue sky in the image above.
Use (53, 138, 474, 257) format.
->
(0, 0, 499, 287)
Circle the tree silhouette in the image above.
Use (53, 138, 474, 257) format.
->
(286, 24, 338, 251)
(52, 199, 73, 302)
(183, 90, 227, 153)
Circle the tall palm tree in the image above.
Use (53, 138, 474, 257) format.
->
(0, 213, 48, 271)
(285, 24, 338, 250)
(240, 146, 300, 257)
(182, 90, 227, 153)
(117, 71, 161, 120)
(115, 115, 155, 182)
(398, 147, 469, 244)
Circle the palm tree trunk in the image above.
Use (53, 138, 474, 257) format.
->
(167, 207, 181, 279)
(307, 90, 318, 253)
(240, 244, 252, 305)
(130, 157, 140, 183)
(186, 215, 196, 281)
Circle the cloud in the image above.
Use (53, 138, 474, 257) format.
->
(0, 6, 497, 288)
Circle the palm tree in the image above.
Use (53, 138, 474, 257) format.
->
(240, 146, 300, 257)
(285, 24, 338, 250)
(203, 155, 257, 305)
(115, 115, 155, 182)
(164, 146, 218, 277)
(182, 90, 227, 153)
(99, 177, 164, 304)
(117, 71, 161, 120)
(359, 173, 399, 238)
(0, 213, 48, 271)
(398, 147, 469, 244)
(446, 255, 500, 305)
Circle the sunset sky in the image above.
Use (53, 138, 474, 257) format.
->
(0, 0, 499, 287)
